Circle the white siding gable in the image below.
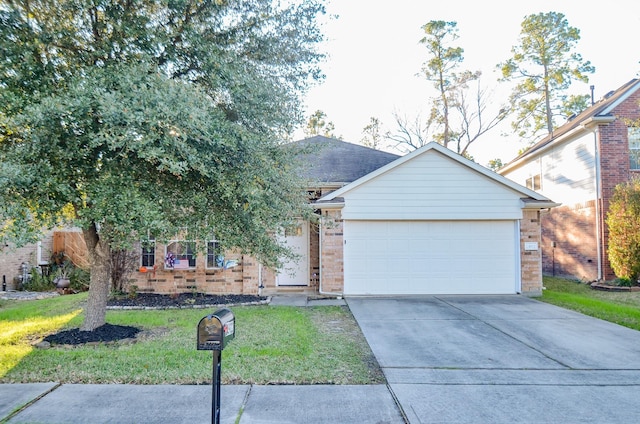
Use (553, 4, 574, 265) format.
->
(340, 149, 526, 220)
(503, 133, 596, 207)
(543, 134, 596, 206)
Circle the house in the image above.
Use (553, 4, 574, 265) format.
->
(27, 135, 556, 296)
(499, 78, 640, 282)
(316, 140, 557, 296)
(121, 135, 402, 296)
(0, 229, 55, 291)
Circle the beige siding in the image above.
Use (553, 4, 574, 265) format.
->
(341, 150, 525, 220)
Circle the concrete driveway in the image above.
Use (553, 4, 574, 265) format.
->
(347, 295, 640, 424)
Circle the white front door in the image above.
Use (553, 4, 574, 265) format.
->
(276, 221, 310, 286)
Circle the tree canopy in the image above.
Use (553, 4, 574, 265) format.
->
(0, 0, 327, 330)
(388, 20, 506, 158)
(303, 109, 339, 138)
(498, 11, 594, 140)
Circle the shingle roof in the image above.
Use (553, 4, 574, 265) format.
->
(292, 135, 400, 184)
(506, 78, 640, 165)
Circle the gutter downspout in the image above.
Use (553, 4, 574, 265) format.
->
(582, 120, 604, 281)
(593, 130, 603, 281)
(257, 263, 264, 296)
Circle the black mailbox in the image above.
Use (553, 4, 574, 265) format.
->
(197, 308, 235, 351)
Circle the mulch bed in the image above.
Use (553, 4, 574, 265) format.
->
(106, 292, 266, 308)
(42, 293, 266, 346)
(43, 323, 141, 345)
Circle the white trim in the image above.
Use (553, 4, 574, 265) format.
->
(599, 79, 640, 115)
(515, 220, 522, 294)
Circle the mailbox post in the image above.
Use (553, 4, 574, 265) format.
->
(197, 308, 235, 424)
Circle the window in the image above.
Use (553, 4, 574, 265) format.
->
(165, 241, 196, 269)
(629, 127, 640, 170)
(141, 237, 155, 267)
(206, 240, 222, 269)
(526, 174, 542, 191)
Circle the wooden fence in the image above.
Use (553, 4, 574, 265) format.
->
(53, 231, 90, 270)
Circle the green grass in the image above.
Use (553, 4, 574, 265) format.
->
(0, 294, 384, 385)
(540, 276, 640, 330)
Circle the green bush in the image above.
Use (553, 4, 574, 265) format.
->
(69, 266, 90, 292)
(606, 178, 640, 284)
(22, 267, 55, 292)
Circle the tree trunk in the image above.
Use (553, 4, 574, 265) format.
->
(80, 222, 112, 332)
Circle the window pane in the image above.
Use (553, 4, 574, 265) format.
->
(629, 127, 640, 170)
(526, 174, 541, 191)
(206, 241, 219, 268)
(141, 240, 155, 267)
(166, 241, 196, 268)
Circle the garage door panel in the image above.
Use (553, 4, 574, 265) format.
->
(344, 221, 518, 295)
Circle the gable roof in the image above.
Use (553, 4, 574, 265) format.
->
(319, 141, 557, 208)
(293, 135, 400, 184)
(501, 78, 640, 173)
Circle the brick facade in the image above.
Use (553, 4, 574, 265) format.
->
(46, 230, 317, 296)
(318, 209, 344, 294)
(597, 89, 640, 281)
(0, 229, 54, 291)
(540, 201, 599, 281)
(520, 210, 544, 296)
(126, 249, 278, 295)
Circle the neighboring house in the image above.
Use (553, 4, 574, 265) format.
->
(0, 229, 54, 291)
(499, 78, 640, 282)
(15, 135, 556, 296)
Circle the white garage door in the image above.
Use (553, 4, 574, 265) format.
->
(344, 221, 518, 295)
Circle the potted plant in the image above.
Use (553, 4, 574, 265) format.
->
(53, 261, 72, 289)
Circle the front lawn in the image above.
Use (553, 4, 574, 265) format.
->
(540, 276, 640, 331)
(0, 293, 384, 385)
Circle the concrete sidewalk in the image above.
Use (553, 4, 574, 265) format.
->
(2, 294, 405, 424)
(1, 383, 405, 424)
(8, 294, 640, 423)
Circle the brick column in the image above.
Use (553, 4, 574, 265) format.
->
(520, 210, 543, 296)
(319, 209, 344, 294)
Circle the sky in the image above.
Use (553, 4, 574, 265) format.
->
(294, 0, 640, 166)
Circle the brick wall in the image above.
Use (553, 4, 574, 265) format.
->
(540, 201, 598, 281)
(520, 210, 543, 296)
(128, 247, 259, 295)
(319, 209, 344, 294)
(598, 89, 640, 280)
(0, 229, 54, 290)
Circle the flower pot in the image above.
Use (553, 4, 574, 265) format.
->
(55, 278, 71, 289)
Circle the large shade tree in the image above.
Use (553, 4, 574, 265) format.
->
(498, 11, 594, 140)
(388, 20, 507, 158)
(0, 0, 326, 330)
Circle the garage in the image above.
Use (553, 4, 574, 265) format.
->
(317, 142, 558, 296)
(344, 220, 518, 295)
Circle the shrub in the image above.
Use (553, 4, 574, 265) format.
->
(110, 248, 139, 294)
(606, 178, 640, 283)
(22, 267, 55, 292)
(69, 267, 90, 292)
